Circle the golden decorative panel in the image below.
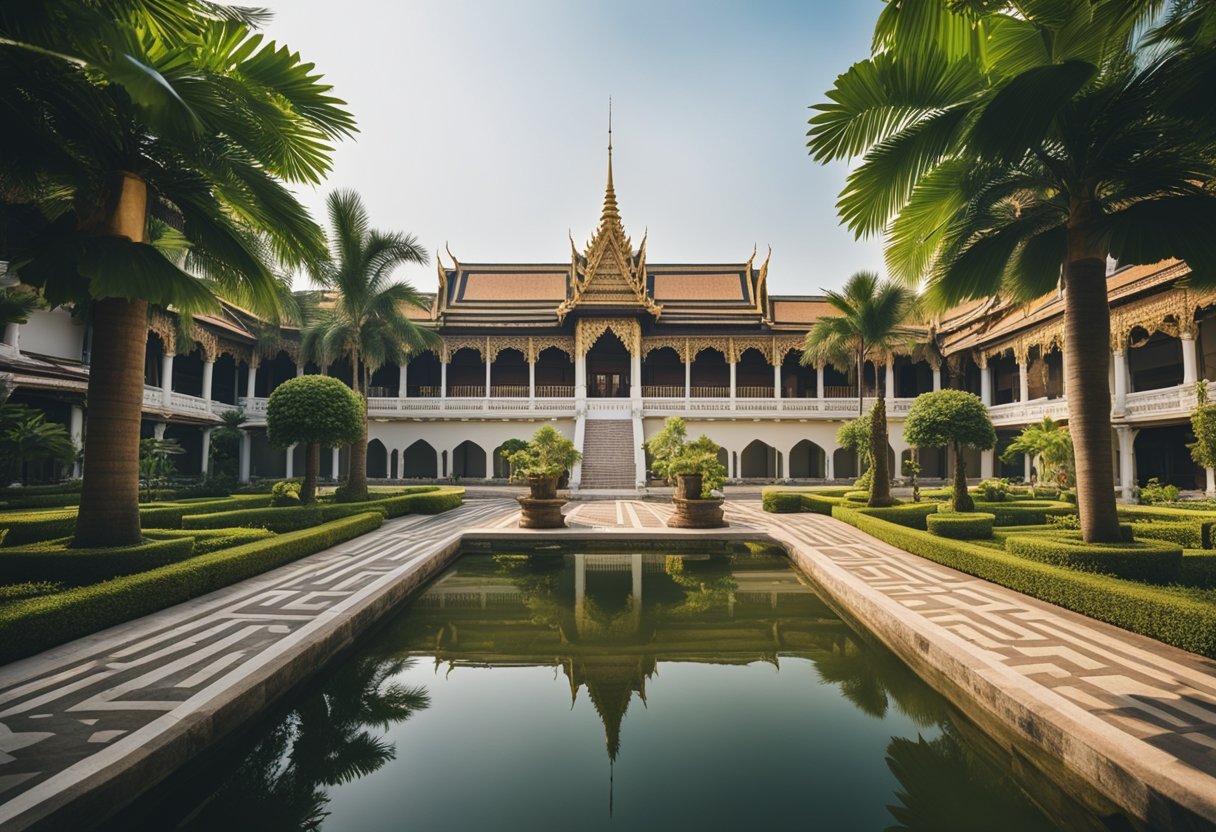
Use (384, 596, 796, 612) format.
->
(641, 337, 688, 362)
(487, 336, 531, 363)
(530, 336, 575, 363)
(441, 336, 487, 363)
(729, 336, 774, 364)
(687, 336, 729, 360)
(575, 318, 641, 357)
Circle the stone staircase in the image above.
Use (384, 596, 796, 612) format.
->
(578, 419, 637, 489)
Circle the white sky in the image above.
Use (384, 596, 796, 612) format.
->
(268, 0, 886, 296)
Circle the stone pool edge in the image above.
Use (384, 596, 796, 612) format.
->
(767, 525, 1216, 832)
(4, 521, 1214, 831)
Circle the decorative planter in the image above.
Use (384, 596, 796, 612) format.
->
(676, 473, 703, 500)
(667, 495, 727, 529)
(517, 476, 565, 528)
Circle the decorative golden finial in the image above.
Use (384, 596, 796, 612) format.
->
(601, 97, 619, 227)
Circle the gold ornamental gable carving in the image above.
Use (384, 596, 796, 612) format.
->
(574, 318, 641, 357)
(531, 336, 575, 362)
(441, 336, 487, 363)
(687, 336, 728, 360)
(729, 336, 774, 365)
(487, 336, 531, 363)
(192, 326, 220, 362)
(148, 310, 177, 353)
(772, 335, 806, 364)
(641, 336, 688, 362)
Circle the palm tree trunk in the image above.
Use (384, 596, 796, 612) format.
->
(73, 173, 149, 548)
(1064, 248, 1121, 542)
(301, 441, 319, 504)
(951, 440, 973, 512)
(345, 350, 369, 501)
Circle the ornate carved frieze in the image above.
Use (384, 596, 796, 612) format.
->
(530, 336, 575, 363)
(441, 336, 487, 363)
(575, 318, 641, 357)
(772, 335, 805, 364)
(687, 336, 729, 360)
(487, 336, 531, 363)
(729, 336, 774, 364)
(641, 336, 688, 362)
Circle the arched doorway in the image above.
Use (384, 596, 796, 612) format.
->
(690, 348, 728, 397)
(452, 440, 487, 478)
(740, 439, 778, 478)
(788, 440, 826, 479)
(367, 439, 388, 479)
(1134, 425, 1199, 489)
(833, 447, 857, 480)
(403, 439, 438, 478)
(586, 331, 631, 398)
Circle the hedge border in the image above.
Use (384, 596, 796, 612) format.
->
(0, 537, 197, 585)
(1004, 535, 1183, 584)
(831, 504, 1216, 657)
(926, 512, 996, 540)
(0, 512, 385, 664)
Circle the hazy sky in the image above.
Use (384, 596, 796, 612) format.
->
(269, 0, 886, 296)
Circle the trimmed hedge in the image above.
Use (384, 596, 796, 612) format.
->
(853, 502, 941, 530)
(762, 492, 804, 513)
(1130, 520, 1211, 550)
(990, 524, 1134, 544)
(760, 486, 854, 498)
(0, 494, 277, 545)
(0, 512, 385, 664)
(179, 488, 464, 532)
(801, 494, 845, 515)
(831, 505, 1216, 657)
(144, 527, 276, 554)
(0, 536, 197, 585)
(926, 512, 995, 540)
(973, 500, 1075, 526)
(1004, 535, 1183, 583)
(844, 490, 870, 503)
(1181, 551, 1216, 588)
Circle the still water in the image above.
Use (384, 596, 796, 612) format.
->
(120, 549, 1126, 831)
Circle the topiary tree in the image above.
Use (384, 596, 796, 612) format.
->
(837, 414, 873, 490)
(266, 376, 363, 504)
(904, 390, 996, 512)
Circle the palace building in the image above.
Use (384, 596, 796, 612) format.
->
(3, 147, 1215, 496)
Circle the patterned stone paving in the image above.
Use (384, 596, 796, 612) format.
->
(0, 496, 1214, 828)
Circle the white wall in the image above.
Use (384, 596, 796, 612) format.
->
(367, 418, 576, 478)
(20, 308, 85, 362)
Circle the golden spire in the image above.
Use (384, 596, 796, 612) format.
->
(600, 97, 620, 230)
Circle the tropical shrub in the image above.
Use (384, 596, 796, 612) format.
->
(1139, 478, 1181, 505)
(506, 425, 581, 482)
(271, 480, 302, 507)
(975, 478, 1011, 502)
(1001, 418, 1073, 492)
(0, 404, 76, 485)
(138, 437, 184, 501)
(643, 418, 724, 496)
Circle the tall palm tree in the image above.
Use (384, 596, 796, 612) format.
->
(807, 0, 1216, 542)
(802, 271, 920, 507)
(300, 191, 437, 502)
(1, 5, 354, 546)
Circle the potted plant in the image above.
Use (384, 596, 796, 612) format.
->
(504, 426, 581, 528)
(644, 417, 727, 528)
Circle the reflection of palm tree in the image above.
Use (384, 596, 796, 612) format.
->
(180, 657, 429, 831)
(885, 725, 1058, 832)
(812, 634, 947, 728)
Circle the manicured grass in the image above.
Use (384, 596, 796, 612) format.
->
(0, 512, 386, 664)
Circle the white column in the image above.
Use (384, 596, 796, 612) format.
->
(1181, 333, 1198, 385)
(285, 444, 295, 479)
(884, 359, 895, 398)
(980, 448, 994, 480)
(528, 360, 536, 399)
(398, 363, 407, 397)
(2, 322, 19, 352)
(980, 364, 992, 406)
(816, 363, 826, 399)
(440, 361, 448, 398)
(331, 447, 341, 481)
(931, 363, 942, 392)
(245, 361, 258, 401)
(160, 353, 174, 405)
(484, 353, 492, 398)
(575, 352, 587, 401)
(1024, 454, 1032, 485)
(201, 427, 212, 476)
(773, 363, 781, 399)
(238, 431, 251, 483)
(1017, 361, 1029, 403)
(70, 405, 84, 478)
(684, 356, 691, 405)
(1117, 425, 1135, 501)
(824, 450, 834, 480)
(153, 421, 167, 440)
(1207, 467, 1215, 499)
(1112, 349, 1128, 415)
(729, 361, 737, 407)
(630, 351, 641, 401)
(201, 360, 215, 402)
(296, 363, 304, 378)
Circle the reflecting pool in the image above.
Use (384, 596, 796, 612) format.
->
(118, 550, 1127, 831)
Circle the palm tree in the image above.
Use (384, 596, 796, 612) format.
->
(300, 191, 437, 502)
(1, 6, 354, 546)
(1000, 416, 1074, 493)
(801, 271, 920, 507)
(0, 403, 76, 484)
(807, 1, 1216, 541)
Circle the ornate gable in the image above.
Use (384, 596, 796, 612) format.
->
(557, 140, 661, 321)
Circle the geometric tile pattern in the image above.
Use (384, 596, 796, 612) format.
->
(1, 496, 1215, 827)
(725, 502, 1216, 788)
(0, 498, 516, 827)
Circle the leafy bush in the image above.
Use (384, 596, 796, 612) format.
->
(975, 478, 1011, 502)
(831, 505, 1216, 657)
(508, 425, 581, 482)
(1003, 536, 1182, 583)
(762, 492, 804, 513)
(271, 480, 302, 507)
(0, 536, 197, 585)
(0, 512, 385, 664)
(926, 512, 995, 540)
(1047, 513, 1081, 530)
(1139, 477, 1181, 505)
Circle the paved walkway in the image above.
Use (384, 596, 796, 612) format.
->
(0, 497, 1213, 828)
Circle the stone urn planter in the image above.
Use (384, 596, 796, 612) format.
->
(517, 476, 566, 528)
(667, 472, 727, 528)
